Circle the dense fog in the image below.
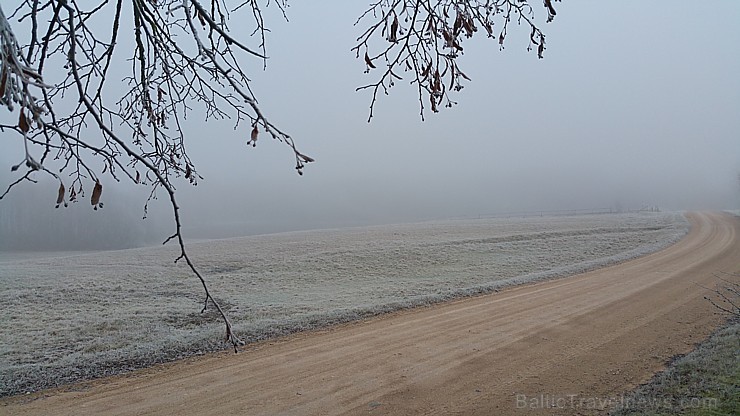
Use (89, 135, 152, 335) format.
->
(1, 1, 739, 251)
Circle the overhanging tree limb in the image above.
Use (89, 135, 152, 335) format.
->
(1, 0, 557, 350)
(354, 0, 557, 121)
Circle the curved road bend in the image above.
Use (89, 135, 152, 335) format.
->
(3, 211, 739, 416)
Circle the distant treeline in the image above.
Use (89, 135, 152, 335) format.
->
(469, 206, 661, 220)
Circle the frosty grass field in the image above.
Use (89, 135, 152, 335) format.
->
(0, 212, 689, 396)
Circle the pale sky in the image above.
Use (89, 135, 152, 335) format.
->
(1, 1, 739, 246)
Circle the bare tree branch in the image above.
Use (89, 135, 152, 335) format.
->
(1, 0, 558, 351)
(698, 272, 740, 318)
(354, 0, 558, 121)
(0, 0, 316, 350)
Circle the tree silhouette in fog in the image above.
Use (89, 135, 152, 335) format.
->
(0, 0, 558, 349)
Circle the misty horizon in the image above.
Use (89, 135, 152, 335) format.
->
(1, 1, 739, 250)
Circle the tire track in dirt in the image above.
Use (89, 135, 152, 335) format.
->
(2, 212, 737, 416)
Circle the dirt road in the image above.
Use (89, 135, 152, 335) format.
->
(3, 212, 738, 415)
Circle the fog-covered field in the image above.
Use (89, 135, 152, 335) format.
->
(0, 212, 689, 396)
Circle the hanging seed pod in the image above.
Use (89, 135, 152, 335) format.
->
(248, 125, 259, 147)
(91, 181, 103, 210)
(297, 153, 315, 163)
(364, 52, 376, 69)
(18, 111, 30, 133)
(544, 0, 557, 22)
(0, 67, 7, 95)
(55, 183, 66, 208)
(389, 14, 399, 42)
(537, 34, 545, 59)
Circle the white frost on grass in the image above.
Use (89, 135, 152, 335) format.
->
(0, 212, 688, 396)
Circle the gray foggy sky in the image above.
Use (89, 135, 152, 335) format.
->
(2, 1, 740, 242)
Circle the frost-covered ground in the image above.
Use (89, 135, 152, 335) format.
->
(0, 212, 688, 396)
